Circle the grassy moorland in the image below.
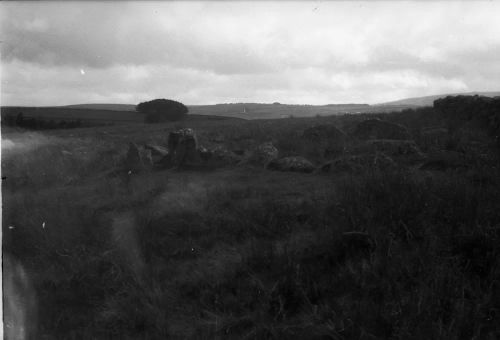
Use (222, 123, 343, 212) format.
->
(2, 98, 500, 339)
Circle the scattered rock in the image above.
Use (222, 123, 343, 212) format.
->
(243, 142, 279, 166)
(352, 119, 411, 140)
(267, 156, 316, 173)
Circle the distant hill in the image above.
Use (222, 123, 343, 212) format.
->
(59, 102, 398, 120)
(2, 102, 417, 123)
(378, 91, 500, 107)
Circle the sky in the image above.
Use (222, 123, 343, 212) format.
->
(1, 1, 500, 106)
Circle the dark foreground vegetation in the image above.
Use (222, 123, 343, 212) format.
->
(2, 95, 500, 339)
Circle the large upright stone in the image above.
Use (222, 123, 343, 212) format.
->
(164, 128, 200, 167)
(124, 142, 147, 173)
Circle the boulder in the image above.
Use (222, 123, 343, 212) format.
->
(243, 142, 279, 166)
(162, 128, 200, 168)
(352, 119, 411, 140)
(267, 156, 316, 173)
(144, 144, 169, 163)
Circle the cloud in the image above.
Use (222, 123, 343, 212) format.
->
(2, 1, 500, 105)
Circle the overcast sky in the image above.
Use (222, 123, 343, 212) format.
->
(1, 1, 500, 106)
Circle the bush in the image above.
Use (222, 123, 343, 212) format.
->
(136, 99, 188, 123)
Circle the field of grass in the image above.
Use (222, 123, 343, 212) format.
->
(2, 102, 415, 124)
(2, 107, 500, 339)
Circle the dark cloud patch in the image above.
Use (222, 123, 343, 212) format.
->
(2, 2, 277, 75)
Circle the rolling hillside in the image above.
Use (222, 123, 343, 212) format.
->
(9, 90, 500, 123)
(49, 102, 414, 120)
(379, 91, 500, 107)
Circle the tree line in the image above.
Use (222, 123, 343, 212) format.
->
(3, 112, 86, 130)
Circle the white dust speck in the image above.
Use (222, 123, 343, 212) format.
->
(9, 225, 15, 230)
(80, 69, 85, 75)
(42, 222, 46, 229)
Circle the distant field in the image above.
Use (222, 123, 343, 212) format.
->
(2, 103, 416, 124)
(0, 106, 242, 124)
(187, 103, 414, 119)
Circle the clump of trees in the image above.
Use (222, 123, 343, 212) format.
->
(136, 99, 188, 123)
